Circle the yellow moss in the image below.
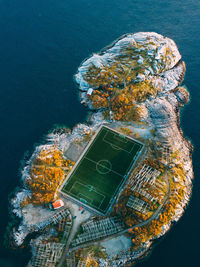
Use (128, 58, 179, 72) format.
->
(24, 146, 74, 206)
(118, 127, 133, 136)
(84, 62, 158, 122)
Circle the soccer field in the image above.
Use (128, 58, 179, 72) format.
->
(60, 126, 143, 214)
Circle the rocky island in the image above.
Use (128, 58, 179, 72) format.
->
(7, 32, 193, 267)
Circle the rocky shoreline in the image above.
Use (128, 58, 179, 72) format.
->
(7, 32, 193, 266)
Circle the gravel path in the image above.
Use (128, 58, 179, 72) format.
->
(58, 197, 93, 267)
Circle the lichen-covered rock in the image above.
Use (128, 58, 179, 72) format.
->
(75, 32, 185, 123)
(7, 32, 193, 267)
(174, 86, 190, 104)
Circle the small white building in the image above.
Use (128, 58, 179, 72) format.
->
(87, 88, 93, 96)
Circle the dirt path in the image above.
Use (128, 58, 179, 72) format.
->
(57, 198, 93, 267)
(57, 222, 78, 267)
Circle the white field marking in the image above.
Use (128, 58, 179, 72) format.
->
(98, 194, 106, 208)
(86, 184, 106, 203)
(96, 159, 112, 174)
(86, 142, 142, 178)
(59, 125, 144, 213)
(69, 181, 82, 195)
(83, 156, 128, 209)
(70, 181, 105, 207)
(103, 125, 144, 146)
(85, 156, 124, 177)
(103, 130, 135, 154)
(59, 125, 104, 194)
(111, 144, 121, 150)
(89, 186, 106, 209)
(106, 145, 143, 206)
(78, 193, 93, 204)
(114, 133, 128, 143)
(89, 185, 93, 192)
(68, 146, 142, 213)
(59, 124, 143, 194)
(85, 184, 106, 200)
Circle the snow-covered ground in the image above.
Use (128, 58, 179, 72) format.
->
(101, 235, 132, 258)
(75, 32, 182, 98)
(9, 32, 193, 266)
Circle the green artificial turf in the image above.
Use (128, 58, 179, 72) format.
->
(61, 126, 143, 214)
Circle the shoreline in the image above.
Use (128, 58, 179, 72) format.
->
(6, 32, 193, 266)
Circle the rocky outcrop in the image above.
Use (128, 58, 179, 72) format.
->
(7, 32, 193, 266)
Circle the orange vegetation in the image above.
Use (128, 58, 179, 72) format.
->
(130, 164, 187, 248)
(22, 146, 74, 206)
(113, 155, 187, 249)
(118, 127, 133, 136)
(85, 258, 98, 267)
(84, 63, 158, 122)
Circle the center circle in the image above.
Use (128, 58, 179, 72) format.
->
(96, 160, 112, 174)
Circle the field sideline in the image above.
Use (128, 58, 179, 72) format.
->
(60, 125, 143, 214)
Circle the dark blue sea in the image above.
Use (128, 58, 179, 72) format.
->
(0, 0, 199, 266)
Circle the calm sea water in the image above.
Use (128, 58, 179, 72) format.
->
(0, 0, 199, 266)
